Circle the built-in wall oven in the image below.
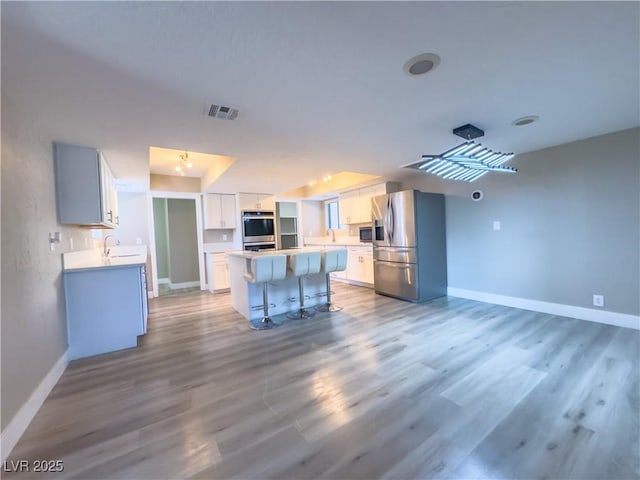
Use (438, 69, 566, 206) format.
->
(242, 211, 276, 251)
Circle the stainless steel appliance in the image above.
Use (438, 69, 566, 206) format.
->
(242, 211, 276, 251)
(359, 225, 373, 242)
(372, 190, 446, 302)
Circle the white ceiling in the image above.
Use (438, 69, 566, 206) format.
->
(2, 2, 638, 195)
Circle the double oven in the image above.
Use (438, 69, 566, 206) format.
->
(242, 211, 276, 251)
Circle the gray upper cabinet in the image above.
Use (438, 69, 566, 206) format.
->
(54, 142, 119, 228)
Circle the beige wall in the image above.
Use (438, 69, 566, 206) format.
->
(1, 101, 94, 430)
(150, 174, 200, 193)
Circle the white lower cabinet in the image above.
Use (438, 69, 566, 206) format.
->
(323, 245, 373, 286)
(347, 246, 374, 285)
(206, 252, 230, 292)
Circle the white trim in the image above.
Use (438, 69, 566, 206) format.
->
(148, 191, 207, 298)
(447, 287, 640, 330)
(169, 281, 200, 290)
(1, 351, 68, 462)
(157, 277, 170, 285)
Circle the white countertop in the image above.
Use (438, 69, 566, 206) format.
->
(227, 246, 345, 260)
(63, 246, 147, 272)
(304, 241, 373, 248)
(304, 236, 370, 246)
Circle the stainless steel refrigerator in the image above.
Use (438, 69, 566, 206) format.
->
(372, 190, 447, 302)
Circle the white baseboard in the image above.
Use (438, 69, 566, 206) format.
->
(169, 281, 199, 290)
(447, 287, 640, 330)
(1, 350, 69, 462)
(158, 278, 170, 285)
(147, 291, 154, 299)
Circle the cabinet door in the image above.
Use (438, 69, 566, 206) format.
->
(220, 194, 237, 228)
(339, 190, 359, 225)
(238, 193, 257, 211)
(362, 254, 374, 284)
(347, 248, 361, 281)
(358, 186, 376, 223)
(213, 260, 230, 290)
(99, 155, 118, 228)
(258, 194, 276, 212)
(204, 194, 223, 229)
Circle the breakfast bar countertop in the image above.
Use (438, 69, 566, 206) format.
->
(226, 246, 343, 260)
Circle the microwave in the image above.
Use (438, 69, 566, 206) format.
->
(359, 226, 373, 242)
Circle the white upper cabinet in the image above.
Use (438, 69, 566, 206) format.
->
(338, 182, 398, 224)
(54, 142, 119, 228)
(204, 193, 237, 229)
(238, 193, 275, 212)
(338, 189, 360, 225)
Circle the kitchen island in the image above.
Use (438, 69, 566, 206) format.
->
(227, 248, 338, 321)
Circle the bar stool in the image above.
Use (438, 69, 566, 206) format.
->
(315, 248, 348, 312)
(287, 251, 322, 320)
(244, 254, 287, 330)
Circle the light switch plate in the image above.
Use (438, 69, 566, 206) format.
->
(493, 221, 501, 231)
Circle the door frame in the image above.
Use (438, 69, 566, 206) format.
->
(147, 191, 205, 297)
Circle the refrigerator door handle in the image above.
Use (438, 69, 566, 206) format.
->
(375, 262, 412, 268)
(388, 198, 395, 243)
(384, 196, 391, 245)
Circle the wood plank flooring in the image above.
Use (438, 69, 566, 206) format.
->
(6, 283, 639, 479)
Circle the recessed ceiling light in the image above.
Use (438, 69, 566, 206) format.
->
(512, 115, 539, 126)
(404, 53, 441, 76)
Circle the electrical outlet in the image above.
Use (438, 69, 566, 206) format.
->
(593, 294, 604, 307)
(493, 221, 501, 231)
(222, 234, 228, 241)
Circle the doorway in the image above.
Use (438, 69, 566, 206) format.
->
(148, 193, 205, 297)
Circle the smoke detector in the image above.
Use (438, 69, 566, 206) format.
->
(206, 103, 239, 120)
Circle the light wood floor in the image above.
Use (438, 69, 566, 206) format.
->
(7, 283, 640, 479)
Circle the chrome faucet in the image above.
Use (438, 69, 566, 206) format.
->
(103, 234, 120, 257)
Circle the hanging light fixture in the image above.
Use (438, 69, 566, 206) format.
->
(174, 151, 192, 176)
(402, 124, 516, 182)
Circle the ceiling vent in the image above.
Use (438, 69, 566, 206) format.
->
(207, 103, 239, 120)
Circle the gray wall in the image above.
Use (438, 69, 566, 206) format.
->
(152, 198, 170, 279)
(1, 102, 94, 430)
(402, 127, 639, 316)
(166, 198, 199, 284)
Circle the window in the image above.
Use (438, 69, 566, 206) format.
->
(326, 200, 340, 230)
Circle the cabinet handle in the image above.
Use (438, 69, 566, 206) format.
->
(107, 210, 113, 222)
(115, 216, 119, 225)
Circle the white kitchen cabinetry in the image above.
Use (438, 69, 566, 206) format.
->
(276, 201, 299, 249)
(204, 194, 237, 229)
(238, 193, 275, 212)
(338, 190, 360, 225)
(206, 253, 230, 292)
(338, 182, 397, 225)
(347, 246, 374, 285)
(54, 142, 119, 228)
